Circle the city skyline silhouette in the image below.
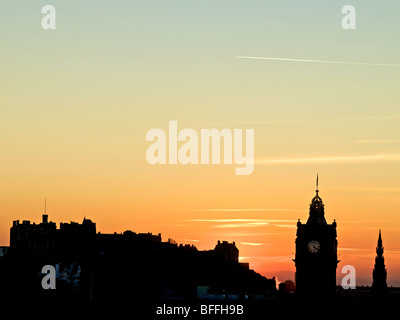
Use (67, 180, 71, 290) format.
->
(1, 183, 399, 307)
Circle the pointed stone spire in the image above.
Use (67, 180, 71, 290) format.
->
(372, 229, 387, 297)
(378, 229, 382, 245)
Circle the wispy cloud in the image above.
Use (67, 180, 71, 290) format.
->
(188, 219, 295, 222)
(384, 250, 400, 254)
(356, 139, 400, 144)
(240, 242, 269, 246)
(255, 154, 400, 165)
(345, 186, 400, 193)
(195, 209, 303, 212)
(187, 219, 297, 229)
(336, 219, 391, 223)
(239, 257, 251, 261)
(211, 222, 269, 228)
(153, 224, 188, 227)
(189, 115, 400, 128)
(217, 232, 289, 237)
(257, 255, 294, 263)
(189, 119, 316, 127)
(237, 56, 400, 67)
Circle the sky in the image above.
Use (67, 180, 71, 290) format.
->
(1, 1, 400, 286)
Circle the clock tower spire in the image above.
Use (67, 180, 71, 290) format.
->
(307, 174, 327, 226)
(294, 177, 338, 299)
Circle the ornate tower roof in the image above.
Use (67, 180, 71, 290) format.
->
(306, 174, 327, 226)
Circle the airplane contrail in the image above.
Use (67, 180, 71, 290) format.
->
(237, 56, 400, 67)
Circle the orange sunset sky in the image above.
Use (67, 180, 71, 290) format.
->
(1, 1, 400, 286)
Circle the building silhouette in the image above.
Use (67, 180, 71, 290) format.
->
(10, 215, 96, 260)
(294, 177, 338, 299)
(372, 230, 388, 297)
(1, 214, 276, 304)
(214, 240, 239, 262)
(336, 229, 400, 305)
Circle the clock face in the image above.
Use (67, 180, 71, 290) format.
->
(308, 240, 320, 253)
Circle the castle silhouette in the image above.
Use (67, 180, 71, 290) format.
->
(0, 213, 276, 304)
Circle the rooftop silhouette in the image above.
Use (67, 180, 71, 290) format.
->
(1, 214, 276, 304)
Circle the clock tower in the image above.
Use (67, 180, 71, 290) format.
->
(294, 177, 338, 299)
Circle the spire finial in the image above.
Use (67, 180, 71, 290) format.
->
(316, 173, 319, 195)
(44, 198, 47, 214)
